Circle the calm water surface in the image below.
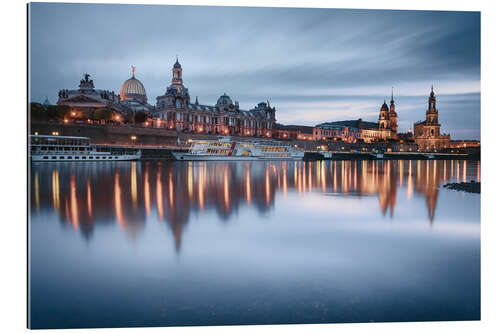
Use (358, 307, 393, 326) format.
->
(29, 160, 480, 328)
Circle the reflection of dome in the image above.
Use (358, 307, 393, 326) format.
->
(120, 68, 147, 103)
(217, 93, 233, 107)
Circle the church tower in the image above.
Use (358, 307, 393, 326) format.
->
(426, 85, 438, 125)
(172, 56, 183, 86)
(156, 57, 190, 111)
(388, 87, 398, 133)
(378, 100, 389, 130)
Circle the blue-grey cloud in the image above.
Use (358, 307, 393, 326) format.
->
(29, 3, 480, 139)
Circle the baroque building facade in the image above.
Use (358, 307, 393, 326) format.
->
(57, 69, 154, 121)
(155, 59, 276, 136)
(413, 87, 451, 151)
(312, 90, 399, 142)
(57, 74, 124, 118)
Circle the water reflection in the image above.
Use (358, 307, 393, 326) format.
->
(31, 160, 480, 248)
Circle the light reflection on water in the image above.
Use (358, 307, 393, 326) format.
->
(29, 160, 480, 328)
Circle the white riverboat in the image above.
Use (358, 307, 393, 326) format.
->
(173, 137, 304, 161)
(29, 135, 141, 162)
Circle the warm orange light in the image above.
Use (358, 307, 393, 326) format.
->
(144, 168, 150, 216)
(71, 112, 76, 116)
(70, 176, 79, 230)
(64, 119, 68, 123)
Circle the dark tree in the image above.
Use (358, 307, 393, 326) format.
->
(93, 108, 112, 121)
(29, 103, 47, 121)
(46, 105, 70, 120)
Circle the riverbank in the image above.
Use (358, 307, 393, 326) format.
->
(443, 181, 480, 194)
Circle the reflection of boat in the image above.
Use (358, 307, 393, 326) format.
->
(29, 135, 141, 162)
(173, 137, 304, 161)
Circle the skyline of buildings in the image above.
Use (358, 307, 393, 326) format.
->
(49, 58, 462, 150)
(29, 4, 480, 139)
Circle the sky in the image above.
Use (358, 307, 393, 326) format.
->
(29, 3, 480, 139)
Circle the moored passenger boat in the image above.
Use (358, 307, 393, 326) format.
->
(172, 137, 304, 161)
(29, 135, 141, 162)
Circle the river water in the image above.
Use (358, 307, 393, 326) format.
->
(29, 160, 480, 328)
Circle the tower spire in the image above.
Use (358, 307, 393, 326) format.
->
(131, 65, 135, 78)
(391, 87, 394, 102)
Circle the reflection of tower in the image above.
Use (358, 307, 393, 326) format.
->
(425, 187, 438, 223)
(377, 161, 397, 217)
(413, 160, 441, 224)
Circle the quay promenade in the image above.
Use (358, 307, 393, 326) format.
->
(29, 121, 479, 160)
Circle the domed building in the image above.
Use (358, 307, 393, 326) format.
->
(216, 93, 235, 112)
(155, 58, 276, 136)
(119, 66, 154, 112)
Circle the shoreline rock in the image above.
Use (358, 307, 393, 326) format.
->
(443, 181, 480, 194)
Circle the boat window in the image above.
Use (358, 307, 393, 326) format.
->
(43, 156, 48, 160)
(82, 156, 86, 159)
(89, 157, 94, 159)
(68, 156, 72, 159)
(75, 157, 79, 159)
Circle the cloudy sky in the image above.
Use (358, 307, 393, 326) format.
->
(29, 3, 480, 139)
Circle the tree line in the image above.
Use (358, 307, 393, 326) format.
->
(29, 103, 148, 124)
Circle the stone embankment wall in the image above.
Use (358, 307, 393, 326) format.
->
(30, 121, 179, 146)
(29, 121, 393, 151)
